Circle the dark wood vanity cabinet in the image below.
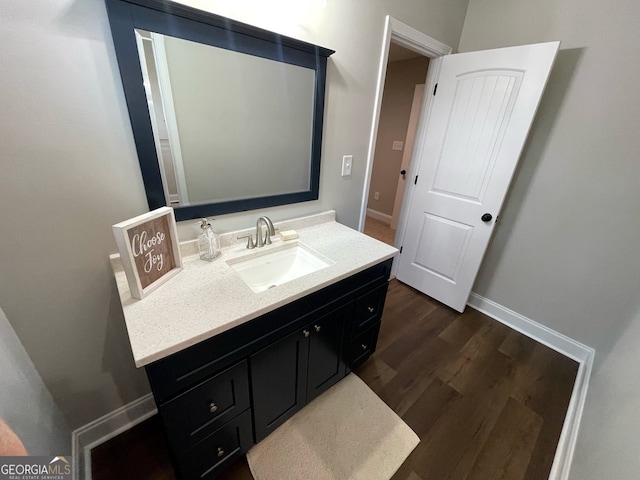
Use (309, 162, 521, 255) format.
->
(251, 302, 350, 441)
(145, 258, 392, 479)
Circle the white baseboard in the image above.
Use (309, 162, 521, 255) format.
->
(467, 293, 594, 480)
(71, 393, 157, 480)
(366, 208, 392, 224)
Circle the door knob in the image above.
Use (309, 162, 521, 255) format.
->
(481, 213, 493, 222)
(400, 169, 407, 178)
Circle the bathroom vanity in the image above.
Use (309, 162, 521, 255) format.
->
(111, 211, 397, 479)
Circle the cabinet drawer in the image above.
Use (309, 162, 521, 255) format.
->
(176, 409, 253, 480)
(160, 360, 250, 452)
(349, 322, 381, 370)
(353, 283, 388, 334)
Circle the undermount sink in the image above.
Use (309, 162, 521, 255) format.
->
(227, 242, 334, 293)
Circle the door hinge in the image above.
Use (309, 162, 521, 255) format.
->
(414, 175, 419, 185)
(433, 83, 438, 96)
(399, 246, 403, 254)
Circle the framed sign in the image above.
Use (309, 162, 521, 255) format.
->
(112, 206, 183, 299)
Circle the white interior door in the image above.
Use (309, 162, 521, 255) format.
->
(396, 42, 559, 312)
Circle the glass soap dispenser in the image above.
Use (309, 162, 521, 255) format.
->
(198, 218, 221, 262)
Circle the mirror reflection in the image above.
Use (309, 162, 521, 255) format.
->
(135, 29, 316, 207)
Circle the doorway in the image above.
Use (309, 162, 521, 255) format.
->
(359, 17, 451, 254)
(363, 43, 428, 246)
(361, 18, 558, 311)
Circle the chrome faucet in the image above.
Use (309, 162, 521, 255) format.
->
(238, 216, 276, 249)
(255, 216, 276, 247)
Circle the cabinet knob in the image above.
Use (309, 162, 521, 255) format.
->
(367, 306, 375, 313)
(303, 329, 310, 337)
(314, 324, 321, 332)
(209, 402, 218, 413)
(361, 344, 368, 350)
(217, 447, 225, 458)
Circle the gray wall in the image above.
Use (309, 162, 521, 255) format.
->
(459, 0, 640, 478)
(0, 0, 470, 429)
(0, 308, 71, 455)
(368, 57, 429, 216)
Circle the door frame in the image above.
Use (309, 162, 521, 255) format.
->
(358, 17, 451, 271)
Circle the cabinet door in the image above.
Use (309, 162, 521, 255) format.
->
(306, 303, 349, 403)
(251, 327, 309, 442)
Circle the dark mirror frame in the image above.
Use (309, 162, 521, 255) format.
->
(105, 0, 334, 221)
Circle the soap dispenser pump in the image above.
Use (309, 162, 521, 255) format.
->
(198, 218, 221, 262)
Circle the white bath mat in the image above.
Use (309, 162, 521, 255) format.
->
(246, 374, 419, 480)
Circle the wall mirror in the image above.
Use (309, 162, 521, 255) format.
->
(105, 0, 334, 221)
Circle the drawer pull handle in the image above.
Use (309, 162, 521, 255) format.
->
(209, 402, 218, 413)
(361, 344, 368, 350)
(303, 329, 310, 337)
(367, 306, 375, 313)
(314, 325, 321, 332)
(217, 447, 225, 458)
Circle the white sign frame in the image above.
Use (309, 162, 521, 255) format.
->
(112, 206, 183, 299)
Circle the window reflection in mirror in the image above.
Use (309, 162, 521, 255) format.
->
(134, 29, 316, 208)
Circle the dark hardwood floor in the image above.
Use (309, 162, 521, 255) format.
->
(92, 280, 578, 480)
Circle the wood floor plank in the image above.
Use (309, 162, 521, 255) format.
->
(376, 286, 440, 353)
(406, 364, 521, 479)
(466, 397, 543, 480)
(438, 310, 485, 348)
(519, 346, 579, 480)
(364, 216, 396, 246)
(354, 356, 397, 391)
(401, 377, 460, 439)
(499, 329, 537, 361)
(438, 321, 512, 394)
(378, 306, 454, 370)
(375, 337, 457, 416)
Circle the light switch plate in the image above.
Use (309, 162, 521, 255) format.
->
(392, 140, 404, 151)
(341, 155, 353, 177)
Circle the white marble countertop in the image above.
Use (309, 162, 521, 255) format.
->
(111, 211, 398, 367)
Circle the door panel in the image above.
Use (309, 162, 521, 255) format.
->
(413, 213, 473, 282)
(397, 42, 559, 312)
(432, 71, 522, 201)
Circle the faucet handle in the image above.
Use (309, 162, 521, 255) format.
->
(237, 234, 255, 249)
